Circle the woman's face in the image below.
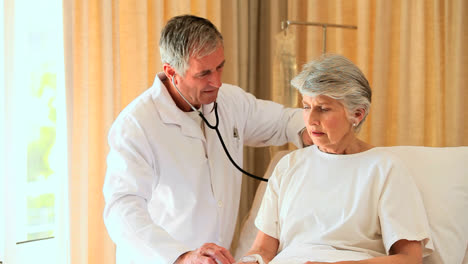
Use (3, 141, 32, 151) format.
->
(302, 94, 357, 153)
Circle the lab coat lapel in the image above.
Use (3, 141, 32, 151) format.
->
(202, 101, 228, 200)
(152, 74, 205, 141)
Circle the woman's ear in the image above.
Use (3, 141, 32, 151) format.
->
(354, 108, 366, 125)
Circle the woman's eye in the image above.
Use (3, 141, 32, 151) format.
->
(303, 105, 311, 109)
(320, 107, 330, 112)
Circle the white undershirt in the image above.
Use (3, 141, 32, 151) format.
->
(185, 109, 205, 136)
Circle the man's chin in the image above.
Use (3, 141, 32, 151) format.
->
(201, 93, 219, 104)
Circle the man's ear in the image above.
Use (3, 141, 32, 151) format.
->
(163, 63, 176, 81)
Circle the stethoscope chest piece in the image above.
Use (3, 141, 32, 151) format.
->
(171, 75, 268, 182)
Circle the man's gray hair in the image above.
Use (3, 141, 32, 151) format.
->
(159, 14, 223, 75)
(291, 54, 372, 132)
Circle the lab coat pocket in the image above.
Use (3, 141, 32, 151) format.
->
(149, 181, 197, 226)
(230, 126, 242, 159)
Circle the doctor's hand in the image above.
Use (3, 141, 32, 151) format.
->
(301, 128, 313, 147)
(175, 243, 236, 264)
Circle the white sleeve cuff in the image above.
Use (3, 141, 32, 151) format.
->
(240, 254, 265, 264)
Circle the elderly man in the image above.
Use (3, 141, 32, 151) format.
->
(103, 14, 311, 264)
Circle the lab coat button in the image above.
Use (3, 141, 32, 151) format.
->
(217, 201, 223, 207)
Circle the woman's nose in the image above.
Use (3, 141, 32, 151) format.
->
(305, 110, 319, 125)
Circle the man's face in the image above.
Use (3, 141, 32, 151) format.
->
(175, 44, 225, 110)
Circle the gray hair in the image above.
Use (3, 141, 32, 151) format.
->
(291, 54, 372, 132)
(159, 14, 223, 75)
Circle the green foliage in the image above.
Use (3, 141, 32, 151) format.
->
(27, 193, 55, 227)
(27, 127, 56, 181)
(33, 72, 56, 98)
(27, 71, 57, 181)
(25, 71, 57, 239)
(27, 231, 54, 241)
(27, 193, 55, 208)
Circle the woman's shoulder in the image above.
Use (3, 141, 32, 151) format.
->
(368, 147, 407, 164)
(280, 146, 318, 163)
(271, 147, 322, 180)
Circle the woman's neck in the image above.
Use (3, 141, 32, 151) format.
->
(318, 138, 374, 155)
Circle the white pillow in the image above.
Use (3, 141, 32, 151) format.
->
(234, 147, 468, 264)
(386, 146, 468, 264)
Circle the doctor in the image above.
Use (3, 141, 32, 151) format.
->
(103, 14, 312, 264)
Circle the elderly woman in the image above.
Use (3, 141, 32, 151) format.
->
(238, 54, 433, 264)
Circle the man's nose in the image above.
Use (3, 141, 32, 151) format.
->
(209, 71, 222, 88)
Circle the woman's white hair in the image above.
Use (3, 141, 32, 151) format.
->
(159, 14, 223, 75)
(291, 54, 372, 132)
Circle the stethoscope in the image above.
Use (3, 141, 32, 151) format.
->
(171, 75, 268, 182)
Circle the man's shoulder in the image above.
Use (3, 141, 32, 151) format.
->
(218, 83, 254, 105)
(219, 82, 244, 95)
(109, 87, 159, 134)
(119, 88, 156, 118)
(116, 74, 167, 120)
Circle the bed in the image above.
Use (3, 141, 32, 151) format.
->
(233, 146, 468, 264)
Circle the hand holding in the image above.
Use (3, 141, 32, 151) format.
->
(176, 243, 235, 264)
(301, 128, 313, 147)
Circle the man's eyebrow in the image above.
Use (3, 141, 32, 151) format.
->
(195, 69, 211, 77)
(217, 60, 225, 69)
(195, 60, 226, 77)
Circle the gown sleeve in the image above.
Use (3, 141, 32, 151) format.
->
(378, 157, 434, 257)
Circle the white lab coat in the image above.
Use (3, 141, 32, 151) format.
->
(103, 73, 304, 263)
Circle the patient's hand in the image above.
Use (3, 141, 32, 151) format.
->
(175, 243, 235, 264)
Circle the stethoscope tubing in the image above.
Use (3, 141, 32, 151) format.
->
(171, 75, 268, 182)
(201, 104, 268, 182)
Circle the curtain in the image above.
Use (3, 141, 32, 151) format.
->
(63, 0, 467, 263)
(281, 0, 467, 147)
(63, 0, 267, 263)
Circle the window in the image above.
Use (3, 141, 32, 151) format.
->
(1, 0, 68, 263)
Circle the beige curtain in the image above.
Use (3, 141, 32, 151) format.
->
(281, 0, 467, 147)
(63, 0, 266, 263)
(63, 0, 467, 263)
